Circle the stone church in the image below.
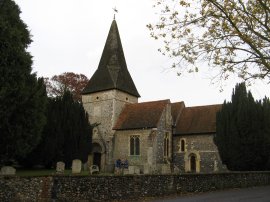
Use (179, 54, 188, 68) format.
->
(82, 19, 226, 174)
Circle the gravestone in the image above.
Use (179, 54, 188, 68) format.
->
(72, 159, 82, 174)
(143, 164, 152, 174)
(161, 164, 171, 174)
(56, 161, 65, 173)
(128, 166, 135, 174)
(83, 162, 88, 171)
(134, 166, 140, 174)
(123, 168, 129, 175)
(214, 160, 218, 172)
(1, 166, 16, 175)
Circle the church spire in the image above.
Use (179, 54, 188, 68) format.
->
(82, 19, 140, 97)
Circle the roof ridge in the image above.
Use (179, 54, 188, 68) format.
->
(186, 104, 222, 108)
(172, 101, 184, 104)
(136, 99, 170, 104)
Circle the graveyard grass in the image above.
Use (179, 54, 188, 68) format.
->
(16, 169, 91, 177)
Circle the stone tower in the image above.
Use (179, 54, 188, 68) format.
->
(82, 19, 140, 172)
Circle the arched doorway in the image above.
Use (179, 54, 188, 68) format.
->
(92, 143, 102, 170)
(184, 151, 200, 173)
(190, 154, 196, 172)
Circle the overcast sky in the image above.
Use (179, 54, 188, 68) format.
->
(14, 0, 270, 106)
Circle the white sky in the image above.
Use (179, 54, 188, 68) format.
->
(14, 0, 270, 106)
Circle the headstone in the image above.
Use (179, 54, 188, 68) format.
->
(123, 169, 129, 175)
(72, 159, 82, 174)
(56, 161, 65, 173)
(1, 166, 16, 175)
(143, 164, 152, 174)
(128, 166, 135, 174)
(214, 160, 218, 172)
(134, 167, 140, 175)
(161, 164, 171, 174)
(83, 162, 89, 171)
(114, 167, 120, 175)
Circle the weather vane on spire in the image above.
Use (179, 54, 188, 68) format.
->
(113, 6, 118, 20)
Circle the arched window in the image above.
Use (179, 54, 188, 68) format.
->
(135, 137, 140, 155)
(130, 137, 134, 155)
(130, 136, 140, 156)
(178, 138, 186, 152)
(164, 133, 169, 157)
(181, 139, 185, 152)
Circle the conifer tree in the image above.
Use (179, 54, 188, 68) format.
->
(0, 0, 47, 165)
(215, 83, 270, 170)
(23, 91, 92, 168)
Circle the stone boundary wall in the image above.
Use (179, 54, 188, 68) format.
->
(0, 172, 270, 201)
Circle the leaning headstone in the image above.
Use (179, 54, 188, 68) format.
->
(72, 159, 82, 174)
(1, 166, 16, 175)
(128, 166, 135, 174)
(56, 161, 65, 173)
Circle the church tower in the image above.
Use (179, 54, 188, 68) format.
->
(82, 19, 140, 172)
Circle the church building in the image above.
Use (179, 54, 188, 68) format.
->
(82, 19, 226, 174)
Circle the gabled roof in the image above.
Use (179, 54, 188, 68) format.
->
(174, 104, 222, 135)
(113, 100, 170, 130)
(82, 20, 140, 97)
(171, 102, 185, 125)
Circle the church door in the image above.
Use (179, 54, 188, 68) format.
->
(92, 143, 102, 170)
(93, 152, 101, 170)
(190, 154, 196, 172)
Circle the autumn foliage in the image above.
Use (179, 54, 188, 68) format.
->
(45, 72, 89, 102)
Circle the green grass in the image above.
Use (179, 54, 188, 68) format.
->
(16, 169, 90, 177)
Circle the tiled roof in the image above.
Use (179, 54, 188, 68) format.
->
(171, 102, 185, 125)
(113, 100, 170, 130)
(174, 104, 222, 135)
(82, 20, 140, 97)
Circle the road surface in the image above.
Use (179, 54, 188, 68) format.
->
(151, 186, 270, 202)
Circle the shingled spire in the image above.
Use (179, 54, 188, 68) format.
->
(82, 20, 140, 97)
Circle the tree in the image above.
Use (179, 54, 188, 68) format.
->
(45, 72, 89, 102)
(147, 0, 270, 83)
(0, 0, 47, 165)
(214, 83, 270, 170)
(22, 91, 92, 168)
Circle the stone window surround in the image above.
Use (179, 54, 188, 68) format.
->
(178, 138, 187, 153)
(129, 135, 140, 156)
(163, 132, 169, 157)
(184, 151, 201, 173)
